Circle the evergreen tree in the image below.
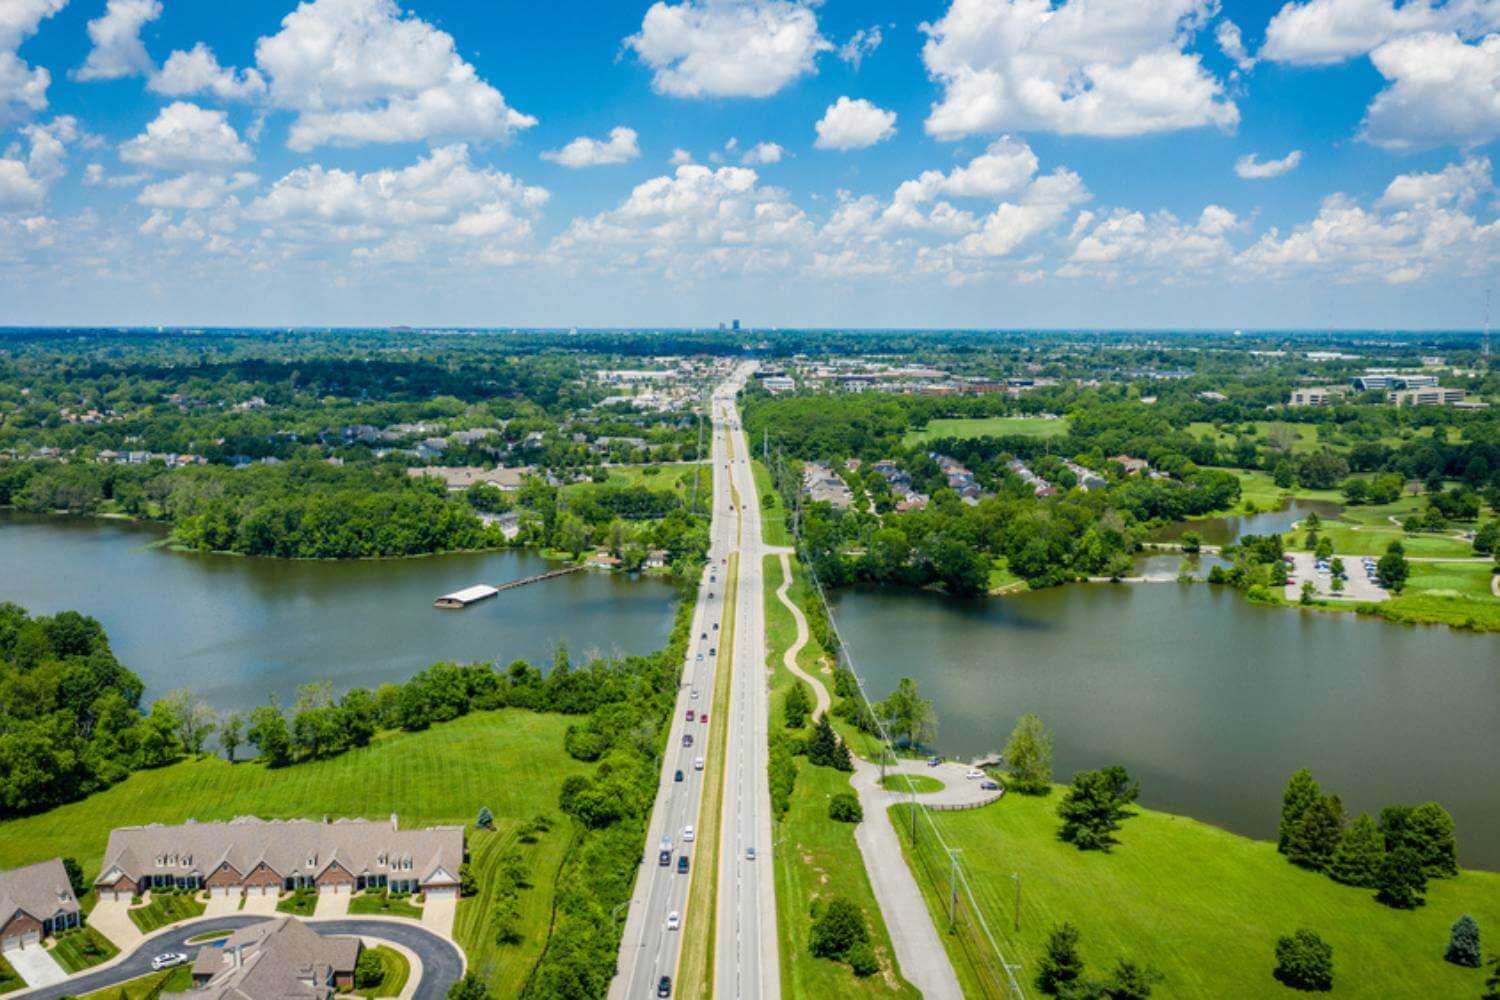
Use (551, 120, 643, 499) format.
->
(784, 681, 811, 729)
(1286, 795, 1344, 871)
(1278, 769, 1321, 854)
(1483, 956, 1500, 1000)
(1375, 846, 1427, 909)
(1444, 915, 1481, 968)
(1035, 922, 1085, 995)
(1408, 802, 1459, 878)
(1273, 929, 1333, 992)
(806, 713, 839, 767)
(1057, 765, 1140, 851)
(1003, 713, 1054, 794)
(830, 734, 853, 772)
(1328, 813, 1383, 888)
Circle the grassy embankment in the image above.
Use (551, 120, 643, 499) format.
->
(1187, 421, 1465, 456)
(904, 416, 1070, 447)
(0, 709, 590, 1000)
(78, 965, 192, 1000)
(751, 459, 794, 549)
(49, 926, 119, 973)
(348, 892, 423, 919)
(897, 791, 1500, 1000)
(764, 551, 918, 999)
(0, 956, 20, 994)
(130, 891, 206, 931)
(355, 944, 411, 998)
(675, 551, 738, 1000)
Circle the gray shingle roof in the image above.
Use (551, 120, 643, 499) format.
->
(0, 858, 79, 925)
(172, 917, 359, 1000)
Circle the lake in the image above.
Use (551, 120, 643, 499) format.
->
(830, 581, 1500, 867)
(0, 512, 680, 710)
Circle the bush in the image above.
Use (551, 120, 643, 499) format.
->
(828, 792, 863, 823)
(1273, 929, 1333, 992)
(809, 897, 868, 961)
(1445, 914, 1481, 968)
(354, 950, 384, 989)
(847, 941, 878, 977)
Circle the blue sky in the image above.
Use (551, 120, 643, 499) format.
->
(1, 0, 1497, 329)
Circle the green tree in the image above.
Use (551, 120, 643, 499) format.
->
(1002, 713, 1054, 794)
(354, 950, 384, 989)
(246, 703, 291, 767)
(218, 712, 243, 763)
(446, 973, 490, 1000)
(806, 713, 839, 767)
(1299, 580, 1317, 605)
(1377, 542, 1409, 592)
(810, 897, 869, 961)
(1104, 959, 1163, 999)
(1057, 765, 1140, 851)
(1278, 769, 1321, 854)
(1035, 922, 1085, 995)
(1407, 802, 1459, 877)
(62, 856, 87, 896)
(1273, 929, 1333, 992)
(1287, 795, 1344, 871)
(1328, 813, 1383, 888)
(1484, 956, 1500, 1000)
(784, 681, 811, 729)
(1314, 536, 1334, 560)
(880, 677, 937, 749)
(1375, 846, 1427, 909)
(828, 792, 862, 823)
(476, 806, 494, 829)
(1445, 914, 1481, 968)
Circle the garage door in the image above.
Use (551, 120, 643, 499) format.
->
(425, 887, 457, 899)
(210, 886, 229, 897)
(247, 885, 274, 897)
(2, 929, 40, 951)
(318, 884, 351, 895)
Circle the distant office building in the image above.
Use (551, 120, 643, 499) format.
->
(1388, 387, 1469, 407)
(1351, 371, 1438, 391)
(731, 319, 740, 332)
(1289, 386, 1346, 407)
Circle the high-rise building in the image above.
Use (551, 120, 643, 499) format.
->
(731, 319, 740, 331)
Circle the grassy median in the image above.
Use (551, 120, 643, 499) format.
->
(675, 551, 739, 999)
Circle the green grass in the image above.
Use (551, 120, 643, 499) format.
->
(880, 774, 943, 794)
(904, 416, 1069, 447)
(1288, 522, 1474, 559)
(753, 459, 794, 549)
(276, 889, 317, 916)
(987, 558, 1026, 594)
(1373, 562, 1500, 631)
(0, 709, 591, 998)
(1189, 421, 1325, 455)
(349, 891, 424, 919)
(354, 944, 411, 998)
(129, 890, 205, 932)
(79, 965, 193, 1000)
(765, 554, 918, 999)
(898, 791, 1500, 1000)
(49, 925, 119, 973)
(0, 954, 22, 994)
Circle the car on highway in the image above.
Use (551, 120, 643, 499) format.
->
(678, 855, 689, 873)
(658, 976, 673, 997)
(658, 849, 671, 866)
(712, 622, 718, 630)
(694, 756, 705, 770)
(709, 647, 716, 655)
(745, 846, 757, 861)
(701, 713, 709, 724)
(701, 632, 707, 639)
(674, 769, 684, 782)
(686, 709, 695, 722)
(152, 953, 188, 970)
(683, 825, 695, 842)
(666, 911, 681, 931)
(691, 688, 699, 699)
(682, 733, 694, 747)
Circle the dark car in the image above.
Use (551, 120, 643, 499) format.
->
(677, 855, 690, 873)
(658, 977, 672, 998)
(712, 622, 718, 630)
(674, 769, 684, 782)
(658, 850, 671, 866)
(980, 780, 1000, 791)
(683, 733, 694, 747)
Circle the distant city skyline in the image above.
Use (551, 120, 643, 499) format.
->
(0, 0, 1497, 328)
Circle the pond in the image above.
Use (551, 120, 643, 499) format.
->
(830, 580, 1500, 867)
(1153, 498, 1345, 548)
(0, 512, 680, 710)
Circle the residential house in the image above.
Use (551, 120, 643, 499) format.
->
(0, 859, 81, 950)
(177, 917, 359, 1000)
(802, 462, 853, 510)
(1005, 458, 1053, 498)
(1109, 455, 1150, 476)
(94, 816, 464, 902)
(1063, 460, 1107, 491)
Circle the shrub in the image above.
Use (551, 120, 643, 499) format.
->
(1273, 929, 1333, 992)
(809, 897, 868, 961)
(354, 950, 384, 989)
(828, 792, 863, 823)
(1445, 915, 1481, 968)
(847, 941, 878, 977)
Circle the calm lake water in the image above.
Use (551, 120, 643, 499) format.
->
(0, 512, 679, 710)
(1152, 497, 1344, 547)
(831, 582, 1500, 866)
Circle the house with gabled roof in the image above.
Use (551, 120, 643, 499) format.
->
(0, 858, 81, 951)
(176, 917, 360, 1000)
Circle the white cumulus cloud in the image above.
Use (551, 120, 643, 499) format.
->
(119, 102, 254, 170)
(0, 0, 67, 123)
(626, 0, 831, 99)
(920, 0, 1238, 140)
(541, 127, 641, 168)
(1360, 32, 1500, 150)
(150, 43, 267, 101)
(1260, 0, 1500, 65)
(138, 171, 258, 210)
(1235, 150, 1303, 178)
(813, 97, 896, 151)
(1216, 20, 1256, 71)
(741, 141, 785, 164)
(75, 0, 161, 82)
(837, 26, 883, 70)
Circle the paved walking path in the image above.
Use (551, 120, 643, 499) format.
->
(769, 550, 964, 1000)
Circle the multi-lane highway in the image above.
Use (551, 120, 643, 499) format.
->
(612, 368, 748, 1000)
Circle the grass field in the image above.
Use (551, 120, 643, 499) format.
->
(348, 891, 424, 920)
(354, 944, 411, 998)
(130, 890, 205, 931)
(753, 459, 794, 549)
(764, 554, 918, 999)
(1374, 561, 1500, 631)
(987, 557, 1026, 594)
(49, 926, 119, 973)
(0, 709, 591, 998)
(677, 552, 738, 1000)
(79, 965, 192, 1000)
(0, 955, 21, 994)
(899, 791, 1500, 999)
(904, 416, 1069, 447)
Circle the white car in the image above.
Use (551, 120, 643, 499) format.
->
(694, 756, 705, 771)
(683, 825, 695, 842)
(152, 953, 188, 971)
(965, 768, 985, 780)
(666, 911, 681, 931)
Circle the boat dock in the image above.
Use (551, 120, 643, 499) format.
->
(433, 565, 586, 608)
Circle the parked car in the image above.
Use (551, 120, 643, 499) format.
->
(926, 755, 942, 767)
(666, 911, 681, 931)
(674, 769, 684, 782)
(152, 953, 188, 971)
(965, 768, 984, 780)
(658, 976, 673, 997)
(980, 780, 1000, 791)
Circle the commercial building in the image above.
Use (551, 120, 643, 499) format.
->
(1388, 387, 1470, 407)
(1288, 386, 1346, 407)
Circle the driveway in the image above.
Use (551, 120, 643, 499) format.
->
(419, 894, 455, 938)
(201, 891, 241, 918)
(312, 891, 349, 919)
(4, 944, 68, 989)
(22, 917, 463, 1000)
(86, 897, 144, 950)
(241, 892, 279, 916)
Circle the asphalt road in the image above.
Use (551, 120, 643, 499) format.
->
(19, 917, 463, 1000)
(613, 370, 743, 1000)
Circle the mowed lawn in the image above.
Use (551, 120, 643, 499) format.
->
(0, 709, 590, 997)
(907, 792, 1500, 999)
(753, 459, 794, 549)
(904, 416, 1069, 446)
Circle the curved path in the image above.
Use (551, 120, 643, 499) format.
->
(19, 917, 462, 1000)
(771, 551, 830, 719)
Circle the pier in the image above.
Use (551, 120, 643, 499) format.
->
(434, 565, 585, 608)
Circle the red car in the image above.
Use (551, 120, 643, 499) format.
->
(701, 713, 709, 724)
(686, 709, 695, 722)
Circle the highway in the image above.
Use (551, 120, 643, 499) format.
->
(611, 369, 744, 1000)
(713, 379, 780, 1000)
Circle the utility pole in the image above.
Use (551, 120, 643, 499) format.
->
(1011, 872, 1021, 932)
(948, 848, 963, 930)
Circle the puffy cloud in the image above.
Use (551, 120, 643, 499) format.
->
(1067, 205, 1238, 277)
(0, 115, 79, 209)
(1360, 32, 1500, 150)
(1235, 150, 1303, 179)
(541, 126, 641, 168)
(955, 168, 1089, 257)
(626, 0, 831, 99)
(1216, 20, 1256, 71)
(138, 171, 258, 210)
(150, 43, 267, 101)
(1259, 0, 1499, 65)
(920, 0, 1237, 140)
(118, 102, 254, 170)
(74, 0, 160, 82)
(253, 0, 536, 151)
(669, 147, 694, 165)
(813, 97, 896, 151)
(741, 141, 785, 165)
(1378, 155, 1491, 207)
(837, 26, 882, 70)
(0, 0, 67, 123)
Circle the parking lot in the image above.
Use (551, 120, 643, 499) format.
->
(1285, 551, 1389, 602)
